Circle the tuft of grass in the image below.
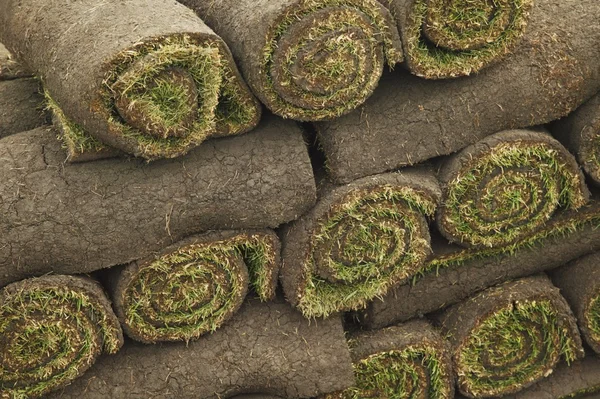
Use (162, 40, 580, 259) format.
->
(403, 0, 533, 78)
(457, 299, 580, 397)
(0, 285, 121, 398)
(297, 185, 437, 318)
(585, 293, 600, 345)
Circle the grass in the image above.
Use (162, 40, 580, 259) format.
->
(439, 141, 587, 248)
(457, 299, 580, 397)
(260, 0, 403, 120)
(297, 185, 437, 318)
(325, 345, 451, 399)
(585, 293, 600, 346)
(0, 284, 121, 398)
(403, 0, 533, 78)
(122, 232, 277, 342)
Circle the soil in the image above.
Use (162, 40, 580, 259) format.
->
(0, 78, 47, 138)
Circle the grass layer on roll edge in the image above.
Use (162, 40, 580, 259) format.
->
(48, 35, 257, 159)
(585, 293, 600, 346)
(403, 0, 533, 78)
(324, 345, 451, 399)
(298, 185, 437, 318)
(560, 386, 600, 399)
(440, 141, 587, 248)
(261, 0, 403, 120)
(457, 299, 580, 397)
(0, 286, 121, 398)
(123, 233, 277, 342)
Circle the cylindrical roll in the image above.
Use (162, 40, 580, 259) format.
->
(551, 252, 600, 355)
(551, 93, 600, 186)
(382, 0, 533, 78)
(436, 129, 589, 248)
(323, 319, 454, 399)
(179, 0, 403, 121)
(0, 114, 315, 288)
(106, 230, 280, 343)
(0, 42, 30, 80)
(0, 0, 261, 159)
(46, 298, 355, 399)
(438, 275, 584, 398)
(281, 168, 441, 318)
(0, 78, 47, 138)
(0, 275, 123, 398)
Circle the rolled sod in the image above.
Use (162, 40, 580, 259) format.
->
(551, 252, 600, 355)
(0, 78, 47, 138)
(0, 275, 123, 398)
(280, 168, 441, 318)
(0, 114, 315, 288)
(437, 275, 584, 398)
(0, 0, 261, 160)
(551, 94, 600, 186)
(0, 43, 31, 81)
(106, 230, 280, 343)
(359, 198, 600, 329)
(499, 357, 600, 399)
(322, 319, 454, 399)
(46, 298, 355, 399)
(436, 129, 589, 248)
(315, 0, 600, 184)
(381, 0, 533, 79)
(179, 0, 404, 121)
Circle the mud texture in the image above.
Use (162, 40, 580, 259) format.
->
(180, 0, 403, 121)
(551, 93, 600, 186)
(0, 275, 123, 398)
(0, 114, 315, 287)
(360, 198, 600, 329)
(551, 252, 600, 355)
(316, 0, 600, 183)
(280, 167, 441, 318)
(437, 275, 584, 398)
(105, 230, 280, 343)
(436, 129, 588, 248)
(0, 42, 31, 80)
(0, 78, 47, 138)
(47, 298, 355, 399)
(0, 0, 261, 159)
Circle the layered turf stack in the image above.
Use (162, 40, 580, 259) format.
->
(180, 0, 404, 121)
(46, 298, 355, 399)
(551, 252, 600, 354)
(0, 0, 261, 160)
(381, 0, 533, 78)
(281, 168, 440, 317)
(438, 275, 584, 398)
(551, 93, 600, 186)
(323, 320, 454, 399)
(316, 0, 600, 183)
(0, 275, 123, 398)
(106, 230, 280, 343)
(0, 115, 315, 287)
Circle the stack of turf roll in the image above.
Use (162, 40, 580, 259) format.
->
(2, 0, 600, 396)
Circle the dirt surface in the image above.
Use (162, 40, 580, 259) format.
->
(47, 297, 355, 399)
(0, 114, 315, 287)
(316, 0, 600, 183)
(0, 78, 47, 138)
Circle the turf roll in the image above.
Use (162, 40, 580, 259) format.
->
(179, 0, 404, 121)
(315, 0, 600, 184)
(106, 230, 280, 343)
(0, 275, 123, 398)
(0, 114, 315, 288)
(0, 78, 47, 138)
(381, 0, 532, 78)
(437, 275, 584, 398)
(551, 94, 600, 186)
(46, 298, 355, 399)
(322, 319, 454, 399)
(0, 0, 261, 160)
(281, 168, 441, 318)
(551, 252, 600, 355)
(0, 43, 30, 81)
(436, 129, 589, 248)
(360, 198, 600, 329)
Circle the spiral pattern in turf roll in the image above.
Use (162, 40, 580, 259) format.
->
(395, 0, 533, 78)
(0, 276, 123, 398)
(437, 129, 588, 248)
